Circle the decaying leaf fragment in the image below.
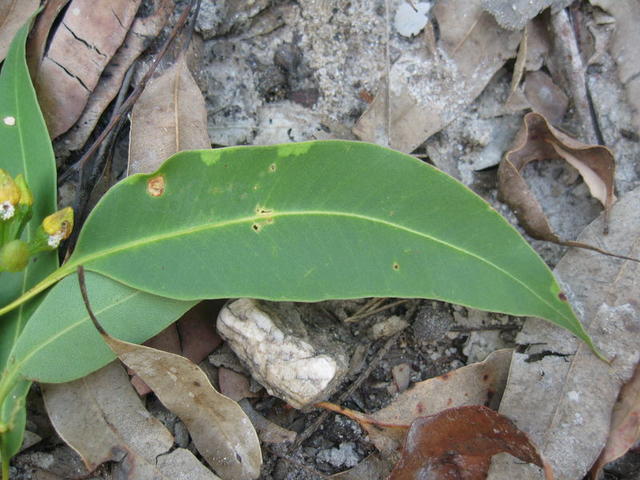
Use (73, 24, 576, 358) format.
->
(77, 268, 262, 480)
(590, 362, 640, 478)
(498, 112, 625, 252)
(388, 406, 553, 480)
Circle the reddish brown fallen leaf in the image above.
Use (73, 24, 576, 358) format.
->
(498, 112, 637, 261)
(388, 406, 554, 480)
(0, 0, 39, 62)
(590, 362, 640, 479)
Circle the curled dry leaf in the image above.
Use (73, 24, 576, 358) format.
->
(44, 362, 219, 479)
(388, 406, 553, 480)
(78, 270, 261, 480)
(319, 349, 512, 456)
(590, 362, 640, 478)
(34, 0, 141, 138)
(498, 112, 636, 260)
(0, 0, 39, 62)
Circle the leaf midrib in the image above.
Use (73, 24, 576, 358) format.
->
(67, 209, 566, 321)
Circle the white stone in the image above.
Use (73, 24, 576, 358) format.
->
(217, 299, 350, 408)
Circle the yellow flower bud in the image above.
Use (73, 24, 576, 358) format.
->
(42, 207, 74, 248)
(0, 169, 20, 220)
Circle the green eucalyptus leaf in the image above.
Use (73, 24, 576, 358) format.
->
(3, 141, 593, 350)
(0, 18, 57, 461)
(7, 271, 194, 383)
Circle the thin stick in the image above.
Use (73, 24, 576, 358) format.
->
(77, 266, 106, 335)
(345, 299, 410, 323)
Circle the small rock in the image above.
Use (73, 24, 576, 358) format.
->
(217, 299, 351, 408)
(394, 2, 432, 37)
(368, 315, 409, 340)
(463, 330, 509, 363)
(412, 301, 453, 342)
(317, 442, 359, 469)
(195, 0, 227, 39)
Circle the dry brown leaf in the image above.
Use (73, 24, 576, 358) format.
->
(590, 362, 640, 478)
(497, 112, 635, 259)
(128, 53, 210, 174)
(523, 71, 569, 124)
(0, 0, 39, 62)
(353, 0, 521, 152)
(34, 0, 141, 138)
(76, 275, 262, 480)
(388, 406, 553, 480)
(488, 186, 640, 480)
(60, 0, 173, 152)
(43, 362, 220, 479)
(238, 399, 297, 445)
(590, 0, 640, 136)
(319, 349, 512, 456)
(26, 0, 70, 75)
(106, 342, 261, 479)
(219, 367, 258, 402)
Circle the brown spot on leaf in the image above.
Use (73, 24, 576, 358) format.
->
(147, 175, 165, 197)
(558, 292, 568, 301)
(268, 163, 277, 173)
(392, 262, 400, 271)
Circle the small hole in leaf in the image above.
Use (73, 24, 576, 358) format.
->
(392, 262, 400, 271)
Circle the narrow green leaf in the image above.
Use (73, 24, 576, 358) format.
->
(4, 141, 592, 348)
(0, 18, 58, 460)
(7, 271, 194, 383)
